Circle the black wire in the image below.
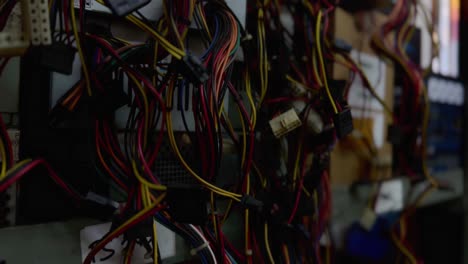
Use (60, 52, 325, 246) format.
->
(124, 99, 138, 161)
(58, 0, 64, 39)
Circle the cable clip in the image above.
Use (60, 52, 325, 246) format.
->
(208, 210, 220, 215)
(242, 34, 253, 42)
(190, 242, 210, 256)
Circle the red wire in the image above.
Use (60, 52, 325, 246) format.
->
(125, 240, 136, 264)
(147, 109, 166, 168)
(86, 35, 167, 113)
(136, 116, 159, 184)
(223, 234, 245, 262)
(265, 97, 308, 104)
(251, 229, 266, 264)
(62, 0, 71, 44)
(287, 133, 308, 224)
(0, 159, 81, 201)
(95, 121, 129, 191)
(217, 219, 227, 264)
(120, 187, 135, 216)
(287, 175, 304, 224)
(102, 122, 130, 175)
(136, 184, 142, 210)
(198, 84, 216, 180)
(193, 99, 209, 178)
(317, 171, 331, 235)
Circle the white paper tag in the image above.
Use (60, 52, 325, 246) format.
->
(348, 51, 387, 148)
(375, 178, 404, 214)
(348, 51, 386, 111)
(80, 221, 176, 263)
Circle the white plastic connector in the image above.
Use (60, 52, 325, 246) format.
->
(269, 108, 302, 138)
(25, 0, 51, 45)
(0, 32, 29, 55)
(190, 242, 209, 256)
(290, 82, 308, 97)
(0, 2, 29, 56)
(38, 0, 52, 44)
(25, 0, 41, 45)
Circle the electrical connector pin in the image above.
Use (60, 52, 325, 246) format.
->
(269, 109, 302, 138)
(178, 55, 209, 85)
(333, 108, 354, 138)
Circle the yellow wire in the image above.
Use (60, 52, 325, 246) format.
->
(165, 85, 241, 201)
(292, 140, 303, 190)
(141, 185, 159, 264)
(245, 71, 258, 127)
(222, 200, 233, 225)
(127, 16, 185, 60)
(286, 75, 314, 92)
(163, 0, 184, 49)
(0, 136, 7, 178)
(244, 160, 251, 261)
(93, 0, 184, 59)
(264, 223, 275, 264)
(210, 192, 219, 241)
(371, 35, 417, 88)
(197, 3, 212, 40)
(420, 83, 438, 187)
(312, 48, 324, 87)
(282, 245, 291, 264)
(0, 159, 32, 181)
(392, 185, 435, 264)
(86, 193, 167, 263)
(313, 190, 318, 220)
(391, 230, 417, 264)
(339, 53, 394, 117)
(303, 2, 323, 89)
(70, 0, 92, 96)
(237, 106, 247, 167)
(128, 73, 150, 148)
(397, 7, 415, 64)
(257, 8, 268, 104)
(245, 204, 250, 261)
(131, 161, 167, 191)
(252, 163, 266, 188)
(315, 10, 338, 114)
(124, 240, 135, 264)
(400, 217, 407, 240)
(302, 186, 311, 197)
(374, 2, 436, 187)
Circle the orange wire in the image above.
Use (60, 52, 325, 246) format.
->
(282, 245, 291, 264)
(102, 124, 129, 174)
(96, 128, 128, 191)
(62, 82, 83, 106)
(69, 92, 82, 110)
